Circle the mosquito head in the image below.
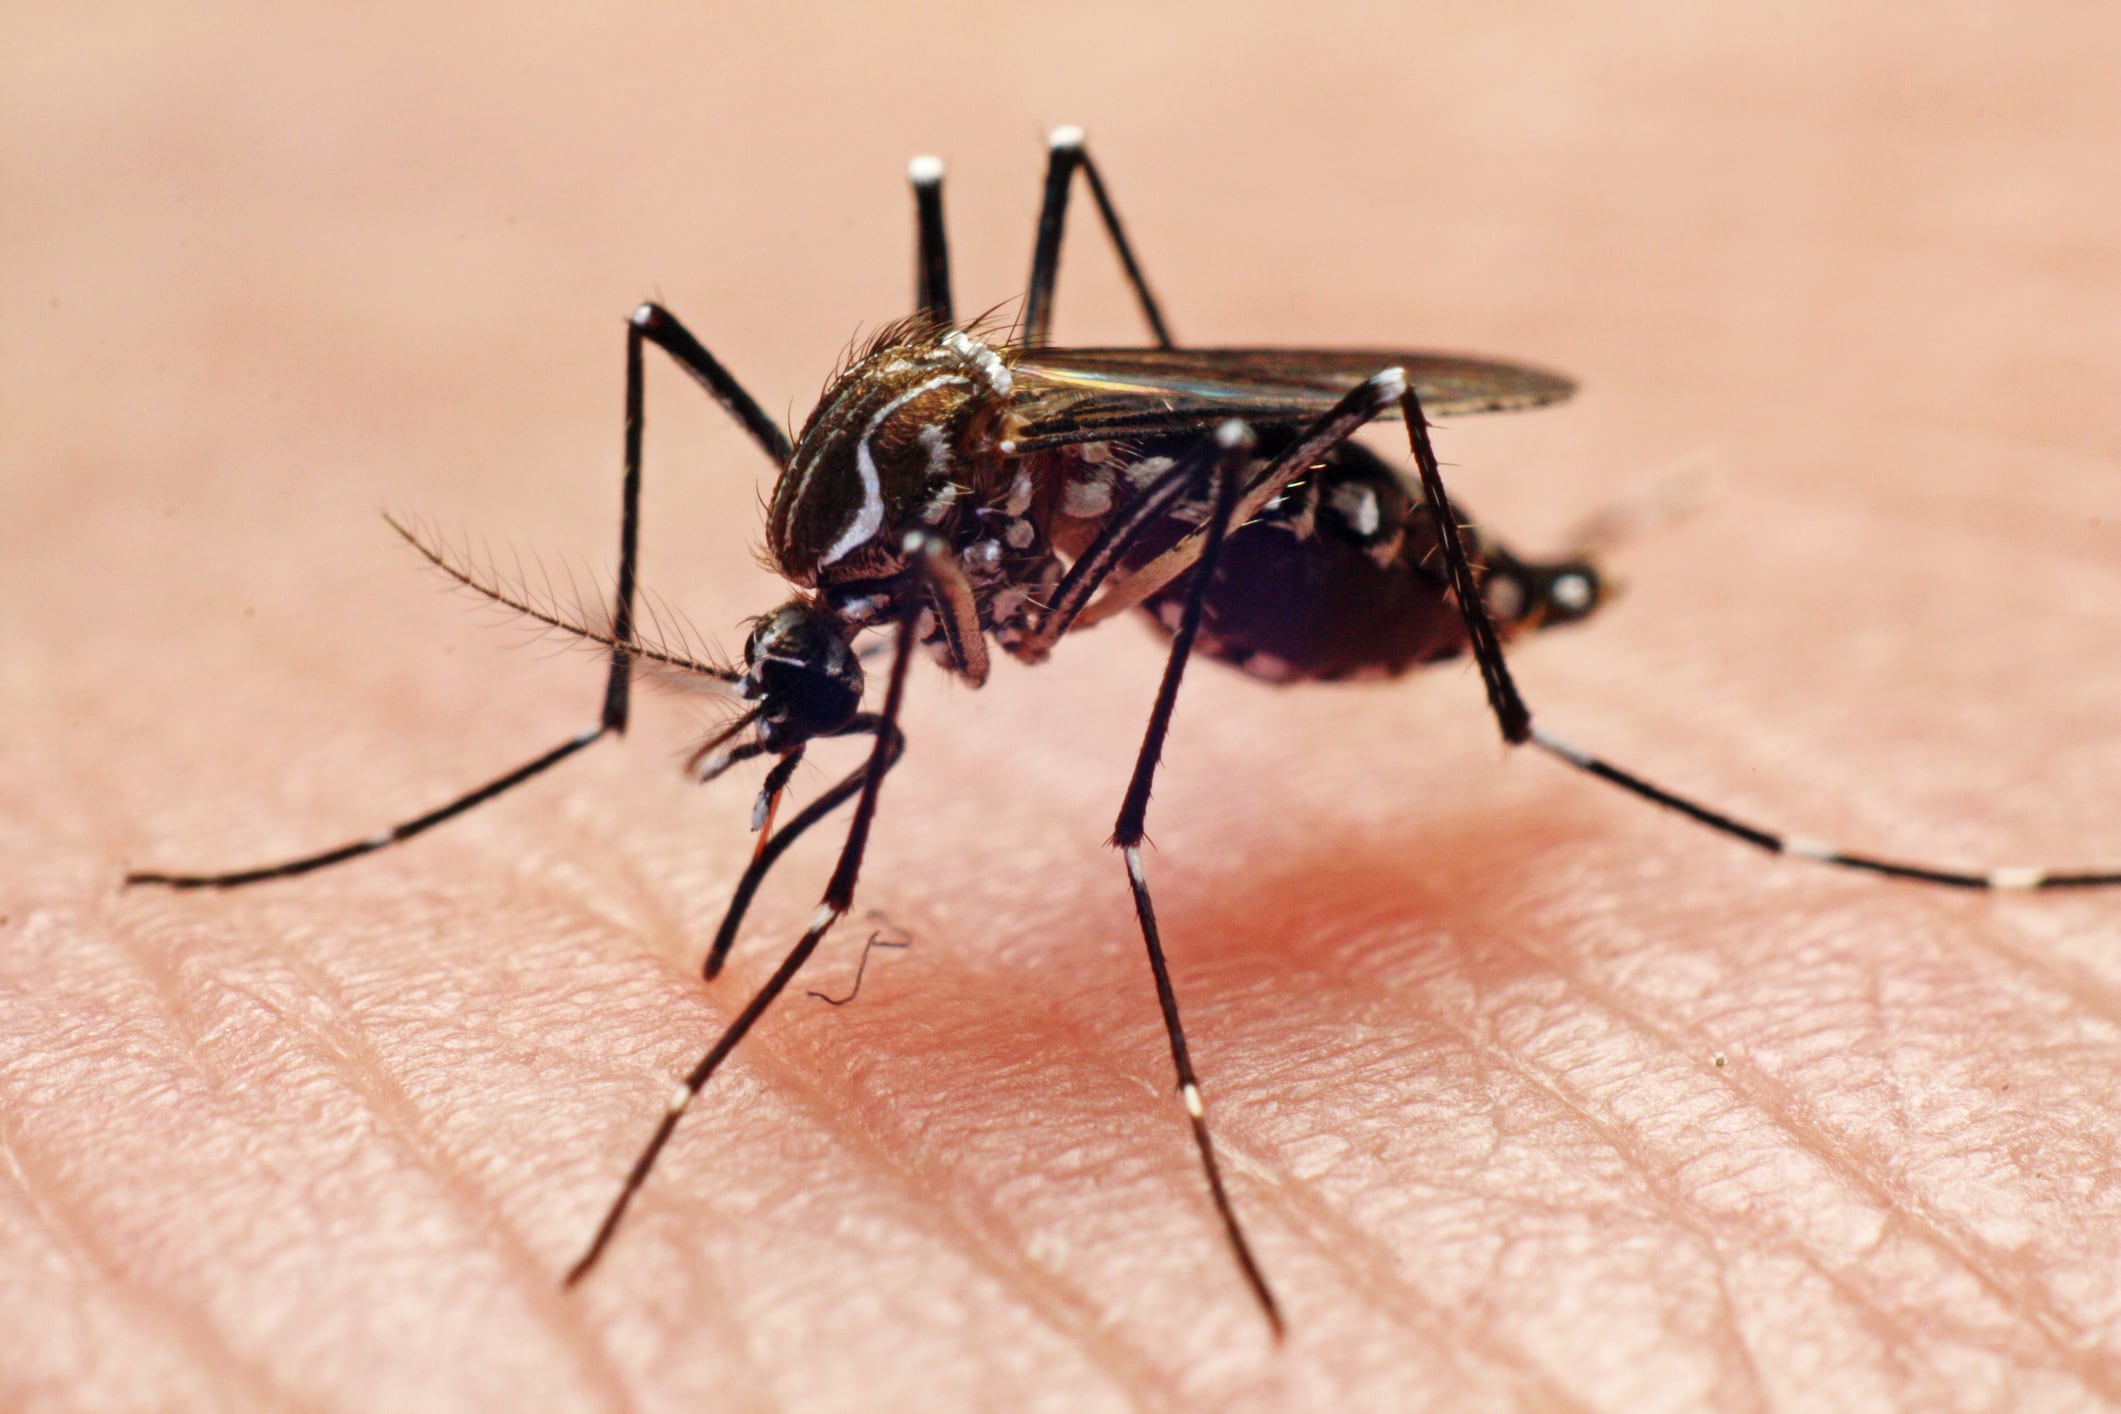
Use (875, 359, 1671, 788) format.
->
(738, 600, 864, 752)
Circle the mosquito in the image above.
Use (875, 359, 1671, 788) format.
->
(126, 128, 2121, 1337)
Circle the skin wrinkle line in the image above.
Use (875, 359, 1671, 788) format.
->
(167, 920, 641, 1406)
(1319, 877, 2025, 1368)
(1395, 984, 1767, 1398)
(1418, 991, 1946, 1406)
(834, 924, 1580, 1389)
(915, 943, 1569, 1387)
(1460, 919, 2121, 1398)
(513, 881, 1149, 1378)
(115, 885, 636, 1397)
(1893, 882, 2121, 1037)
(532, 826, 1493, 1377)
(599, 895, 1552, 1398)
(0, 1030, 303, 1411)
(1707, 1257, 1772, 1407)
(583, 952, 1172, 1410)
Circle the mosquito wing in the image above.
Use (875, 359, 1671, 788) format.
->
(1004, 347, 1575, 451)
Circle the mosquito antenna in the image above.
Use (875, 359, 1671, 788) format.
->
(386, 511, 739, 683)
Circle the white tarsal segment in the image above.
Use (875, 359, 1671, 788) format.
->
(1182, 1082, 1205, 1120)
(941, 329, 1012, 396)
(820, 374, 969, 568)
(908, 154, 944, 185)
(1529, 725, 1591, 767)
(666, 1084, 694, 1117)
(1989, 866, 2047, 890)
(1049, 124, 1085, 150)
(1781, 836, 1836, 862)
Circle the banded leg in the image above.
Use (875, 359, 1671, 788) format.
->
(1108, 421, 1287, 1336)
(126, 303, 780, 889)
(565, 544, 931, 1287)
(1023, 127, 1174, 349)
(1397, 389, 2121, 892)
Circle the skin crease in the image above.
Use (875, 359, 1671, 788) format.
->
(7, 5, 2121, 1412)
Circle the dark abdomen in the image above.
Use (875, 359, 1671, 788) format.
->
(1143, 438, 1472, 683)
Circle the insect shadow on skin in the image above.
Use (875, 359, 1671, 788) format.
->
(124, 127, 2121, 1339)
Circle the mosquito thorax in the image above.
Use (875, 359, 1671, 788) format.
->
(739, 601, 864, 752)
(768, 325, 1019, 590)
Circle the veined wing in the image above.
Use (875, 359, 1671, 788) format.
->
(1005, 347, 1575, 450)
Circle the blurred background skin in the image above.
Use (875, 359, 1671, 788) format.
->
(6, 3, 2121, 1409)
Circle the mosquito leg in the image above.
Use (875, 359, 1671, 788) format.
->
(565, 554, 925, 1288)
(1104, 421, 1286, 1337)
(703, 714, 902, 980)
(129, 305, 779, 888)
(909, 155, 953, 324)
(1023, 127, 1173, 349)
(1396, 387, 2121, 893)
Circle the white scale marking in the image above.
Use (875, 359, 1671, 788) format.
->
(1782, 836, 1836, 862)
(907, 154, 944, 185)
(1989, 866, 2047, 890)
(666, 1084, 693, 1117)
(1329, 482, 1381, 537)
(1002, 466, 1035, 517)
(1182, 1083, 1205, 1121)
(819, 374, 970, 568)
(941, 329, 1012, 396)
(1062, 474, 1113, 519)
(1551, 573, 1593, 612)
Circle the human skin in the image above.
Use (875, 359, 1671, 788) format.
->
(7, 5, 2121, 1411)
